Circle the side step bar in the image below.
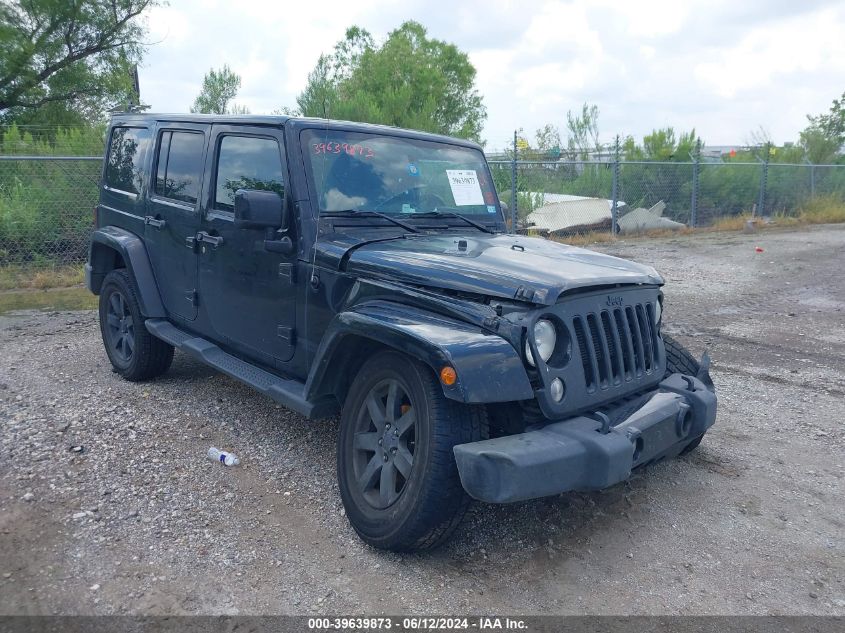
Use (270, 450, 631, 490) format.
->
(145, 319, 336, 419)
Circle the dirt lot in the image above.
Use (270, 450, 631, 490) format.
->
(1, 225, 843, 616)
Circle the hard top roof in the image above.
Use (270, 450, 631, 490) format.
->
(108, 113, 481, 149)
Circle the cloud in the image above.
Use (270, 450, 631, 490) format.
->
(694, 6, 845, 99)
(137, 0, 845, 148)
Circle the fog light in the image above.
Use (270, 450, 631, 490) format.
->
(549, 378, 565, 402)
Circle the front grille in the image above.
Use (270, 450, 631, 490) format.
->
(572, 302, 660, 393)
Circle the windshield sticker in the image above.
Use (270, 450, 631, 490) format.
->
(401, 203, 415, 214)
(446, 169, 484, 206)
(487, 205, 497, 214)
(407, 163, 419, 176)
(312, 142, 375, 158)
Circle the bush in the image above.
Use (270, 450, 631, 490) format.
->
(0, 124, 103, 266)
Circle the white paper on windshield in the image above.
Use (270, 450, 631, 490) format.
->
(446, 170, 484, 206)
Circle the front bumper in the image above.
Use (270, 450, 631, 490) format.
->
(453, 372, 716, 503)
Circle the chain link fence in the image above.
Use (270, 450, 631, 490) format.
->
(0, 156, 101, 268)
(1, 153, 844, 279)
(491, 157, 845, 237)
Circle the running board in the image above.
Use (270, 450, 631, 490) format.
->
(145, 319, 336, 419)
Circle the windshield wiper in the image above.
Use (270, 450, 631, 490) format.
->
(321, 209, 419, 233)
(409, 210, 495, 234)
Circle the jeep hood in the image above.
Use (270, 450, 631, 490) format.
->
(339, 233, 662, 305)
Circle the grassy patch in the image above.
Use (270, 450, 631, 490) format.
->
(0, 265, 84, 291)
(0, 286, 96, 314)
(797, 196, 845, 224)
(548, 226, 696, 247)
(710, 214, 754, 232)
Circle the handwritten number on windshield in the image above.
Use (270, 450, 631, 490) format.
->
(313, 142, 375, 158)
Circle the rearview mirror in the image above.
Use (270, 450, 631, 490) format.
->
(234, 189, 286, 230)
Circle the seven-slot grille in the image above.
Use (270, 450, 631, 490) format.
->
(572, 302, 660, 393)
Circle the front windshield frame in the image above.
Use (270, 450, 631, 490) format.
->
(300, 127, 505, 229)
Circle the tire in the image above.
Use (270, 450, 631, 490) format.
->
(663, 333, 700, 377)
(337, 351, 487, 552)
(662, 333, 706, 454)
(98, 269, 174, 381)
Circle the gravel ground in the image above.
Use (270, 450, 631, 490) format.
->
(0, 225, 843, 616)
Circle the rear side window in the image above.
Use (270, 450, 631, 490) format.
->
(105, 126, 150, 194)
(155, 131, 205, 204)
(214, 135, 284, 211)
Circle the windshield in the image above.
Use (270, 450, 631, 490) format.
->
(303, 129, 501, 219)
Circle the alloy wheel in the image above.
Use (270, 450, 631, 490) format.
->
(105, 290, 134, 363)
(352, 378, 417, 509)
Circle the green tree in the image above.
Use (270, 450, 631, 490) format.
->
(565, 103, 600, 159)
(534, 123, 561, 156)
(800, 127, 840, 164)
(0, 0, 155, 123)
(295, 22, 486, 141)
(624, 127, 698, 161)
(807, 91, 845, 145)
(295, 55, 338, 119)
(191, 65, 246, 114)
(800, 91, 844, 164)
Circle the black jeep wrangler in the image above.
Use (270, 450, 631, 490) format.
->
(86, 114, 716, 551)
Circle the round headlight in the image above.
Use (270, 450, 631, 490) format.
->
(525, 319, 557, 367)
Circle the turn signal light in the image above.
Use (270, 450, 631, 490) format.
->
(439, 366, 457, 386)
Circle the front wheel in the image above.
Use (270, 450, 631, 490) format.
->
(337, 351, 486, 551)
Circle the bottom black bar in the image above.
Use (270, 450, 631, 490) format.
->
(0, 616, 842, 633)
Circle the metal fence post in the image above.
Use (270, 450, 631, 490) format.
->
(757, 143, 770, 216)
(805, 157, 815, 199)
(611, 135, 620, 235)
(690, 138, 701, 228)
(511, 130, 517, 234)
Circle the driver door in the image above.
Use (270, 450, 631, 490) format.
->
(197, 125, 296, 365)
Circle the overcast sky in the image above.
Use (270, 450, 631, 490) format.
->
(140, 0, 845, 151)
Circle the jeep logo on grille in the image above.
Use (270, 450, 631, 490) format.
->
(606, 295, 624, 307)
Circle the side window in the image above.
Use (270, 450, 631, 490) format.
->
(105, 126, 151, 195)
(155, 131, 205, 204)
(214, 135, 284, 211)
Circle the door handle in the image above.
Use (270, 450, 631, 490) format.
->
(144, 215, 166, 229)
(196, 231, 223, 248)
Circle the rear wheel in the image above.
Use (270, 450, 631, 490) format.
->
(98, 269, 174, 381)
(337, 351, 486, 551)
(663, 333, 707, 454)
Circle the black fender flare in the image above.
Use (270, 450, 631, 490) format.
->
(304, 300, 534, 406)
(86, 226, 166, 318)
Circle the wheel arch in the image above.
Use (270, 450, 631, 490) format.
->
(304, 301, 534, 407)
(86, 226, 166, 318)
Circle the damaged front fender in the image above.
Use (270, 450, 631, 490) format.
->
(305, 300, 534, 405)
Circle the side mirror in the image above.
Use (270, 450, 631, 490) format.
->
(234, 189, 286, 229)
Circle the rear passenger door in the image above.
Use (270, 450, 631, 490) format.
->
(145, 124, 209, 322)
(198, 125, 297, 365)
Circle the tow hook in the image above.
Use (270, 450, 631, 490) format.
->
(593, 411, 612, 434)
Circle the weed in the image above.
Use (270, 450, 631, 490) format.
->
(0, 265, 84, 291)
